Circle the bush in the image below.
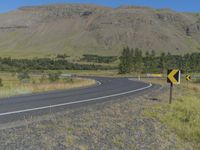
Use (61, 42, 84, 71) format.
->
(17, 71, 30, 83)
(63, 77, 74, 83)
(40, 74, 48, 83)
(48, 72, 61, 82)
(32, 79, 36, 84)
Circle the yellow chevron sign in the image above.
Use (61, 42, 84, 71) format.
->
(186, 75, 191, 81)
(167, 69, 181, 84)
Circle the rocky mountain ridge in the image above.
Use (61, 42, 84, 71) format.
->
(0, 4, 200, 57)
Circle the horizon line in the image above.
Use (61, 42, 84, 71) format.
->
(0, 2, 200, 14)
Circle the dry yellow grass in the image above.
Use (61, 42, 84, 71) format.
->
(0, 73, 95, 98)
(26, 78, 96, 93)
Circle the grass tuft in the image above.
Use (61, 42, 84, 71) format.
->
(162, 96, 200, 144)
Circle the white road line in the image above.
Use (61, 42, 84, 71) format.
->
(0, 82, 152, 116)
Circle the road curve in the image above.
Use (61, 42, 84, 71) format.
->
(0, 77, 153, 122)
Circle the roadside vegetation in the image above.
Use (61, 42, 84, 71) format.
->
(0, 72, 95, 98)
(143, 78, 200, 149)
(0, 77, 197, 149)
(81, 54, 118, 64)
(118, 47, 200, 74)
(0, 57, 116, 72)
(0, 48, 199, 75)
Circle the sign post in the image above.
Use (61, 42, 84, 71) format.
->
(167, 69, 181, 104)
(169, 83, 173, 104)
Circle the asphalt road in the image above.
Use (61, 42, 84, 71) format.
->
(0, 77, 153, 123)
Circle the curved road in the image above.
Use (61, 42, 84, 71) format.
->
(0, 77, 153, 123)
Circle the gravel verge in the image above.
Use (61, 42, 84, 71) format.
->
(0, 84, 192, 150)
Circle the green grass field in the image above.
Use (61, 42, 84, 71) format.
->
(144, 77, 200, 149)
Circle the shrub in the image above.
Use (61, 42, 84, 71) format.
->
(48, 72, 61, 82)
(17, 71, 30, 83)
(40, 74, 48, 83)
(63, 77, 74, 83)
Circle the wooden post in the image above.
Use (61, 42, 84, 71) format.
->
(169, 83, 173, 104)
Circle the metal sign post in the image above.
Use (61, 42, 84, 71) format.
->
(167, 69, 181, 104)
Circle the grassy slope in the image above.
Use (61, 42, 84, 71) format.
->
(143, 78, 200, 149)
(1, 5, 200, 58)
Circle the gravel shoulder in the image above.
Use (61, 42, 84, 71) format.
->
(0, 82, 193, 150)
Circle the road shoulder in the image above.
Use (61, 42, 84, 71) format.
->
(0, 82, 192, 150)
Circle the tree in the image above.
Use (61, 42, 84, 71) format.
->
(133, 48, 144, 79)
(17, 71, 30, 83)
(144, 51, 151, 73)
(118, 47, 133, 74)
(159, 52, 166, 73)
(150, 50, 157, 72)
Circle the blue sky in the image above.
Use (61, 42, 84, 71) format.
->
(0, 0, 200, 13)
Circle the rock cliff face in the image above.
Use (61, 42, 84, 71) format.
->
(0, 4, 200, 57)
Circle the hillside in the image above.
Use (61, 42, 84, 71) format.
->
(0, 4, 200, 58)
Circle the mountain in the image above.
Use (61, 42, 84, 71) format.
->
(0, 4, 200, 58)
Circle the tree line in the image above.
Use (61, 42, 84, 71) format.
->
(0, 57, 116, 72)
(81, 54, 118, 63)
(119, 47, 200, 74)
